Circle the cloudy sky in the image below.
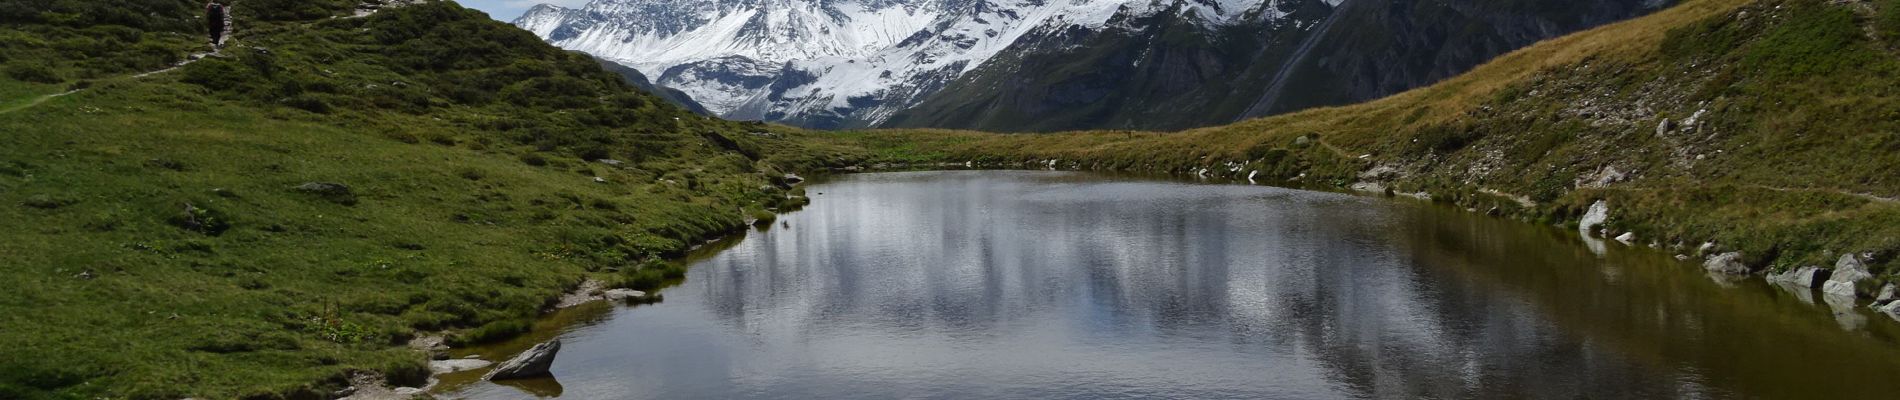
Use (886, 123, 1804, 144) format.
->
(457, 0, 588, 21)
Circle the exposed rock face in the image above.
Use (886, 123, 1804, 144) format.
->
(1703, 252, 1750, 275)
(1766, 266, 1832, 289)
(519, 0, 1673, 132)
(484, 339, 562, 381)
(1823, 255, 1873, 298)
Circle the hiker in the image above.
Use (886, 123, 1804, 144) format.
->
(206, 1, 231, 48)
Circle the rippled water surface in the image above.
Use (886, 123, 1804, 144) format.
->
(446, 171, 1900, 399)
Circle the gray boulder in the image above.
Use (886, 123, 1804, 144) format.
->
(603, 288, 647, 301)
(1578, 200, 1609, 238)
(429, 358, 492, 374)
(1878, 283, 1897, 303)
(293, 182, 357, 205)
(1878, 301, 1900, 321)
(1823, 255, 1873, 298)
(1766, 266, 1831, 289)
(1703, 252, 1750, 275)
(483, 339, 561, 381)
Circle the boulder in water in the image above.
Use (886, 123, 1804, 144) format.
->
(1823, 255, 1873, 298)
(1703, 252, 1750, 275)
(1579, 201, 1609, 238)
(484, 339, 561, 381)
(1766, 266, 1831, 289)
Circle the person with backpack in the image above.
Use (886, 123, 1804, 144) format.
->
(206, 1, 231, 48)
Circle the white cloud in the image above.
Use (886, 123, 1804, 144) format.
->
(457, 0, 592, 21)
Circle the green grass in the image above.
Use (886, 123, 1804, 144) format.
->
(0, 2, 842, 398)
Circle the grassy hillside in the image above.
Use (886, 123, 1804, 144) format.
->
(0, 1, 852, 398)
(833, 0, 1900, 277)
(4, 0, 1897, 398)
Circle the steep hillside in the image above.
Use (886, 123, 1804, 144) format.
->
(0, 1, 845, 398)
(885, 0, 1674, 132)
(833, 0, 1900, 282)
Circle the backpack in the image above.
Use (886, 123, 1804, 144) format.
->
(209, 4, 225, 21)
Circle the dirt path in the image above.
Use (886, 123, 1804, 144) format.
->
(0, 89, 82, 115)
(0, 49, 219, 116)
(1750, 184, 1899, 204)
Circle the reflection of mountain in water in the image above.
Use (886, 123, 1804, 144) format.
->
(455, 171, 1900, 399)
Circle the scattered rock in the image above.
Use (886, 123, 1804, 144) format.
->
(428, 358, 493, 374)
(1614, 232, 1636, 244)
(555, 279, 607, 309)
(782, 173, 804, 184)
(293, 182, 357, 205)
(592, 176, 607, 183)
(1877, 301, 1900, 321)
(484, 339, 561, 381)
(1703, 252, 1750, 275)
(1766, 266, 1831, 289)
(407, 335, 448, 352)
(597, 159, 623, 166)
(603, 288, 647, 301)
(1655, 118, 1673, 136)
(23, 194, 74, 209)
(1823, 254, 1873, 298)
(1579, 200, 1610, 238)
(1878, 283, 1897, 303)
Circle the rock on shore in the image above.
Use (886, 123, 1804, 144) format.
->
(1767, 266, 1831, 289)
(484, 339, 562, 381)
(1703, 252, 1750, 275)
(1823, 255, 1873, 298)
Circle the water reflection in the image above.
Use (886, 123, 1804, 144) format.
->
(449, 171, 1900, 399)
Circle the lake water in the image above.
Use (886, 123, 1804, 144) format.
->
(443, 171, 1900, 399)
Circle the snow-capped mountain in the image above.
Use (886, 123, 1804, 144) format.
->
(517, 0, 1673, 131)
(515, 0, 1297, 128)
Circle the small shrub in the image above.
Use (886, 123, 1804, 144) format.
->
(1880, 0, 1900, 47)
(22, 194, 74, 209)
(169, 203, 231, 236)
(283, 94, 333, 114)
(451, 319, 530, 346)
(519, 153, 548, 167)
(4, 62, 61, 84)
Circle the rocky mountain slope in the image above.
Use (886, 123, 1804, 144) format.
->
(518, 0, 1672, 131)
(834, 0, 1900, 287)
(887, 0, 1677, 131)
